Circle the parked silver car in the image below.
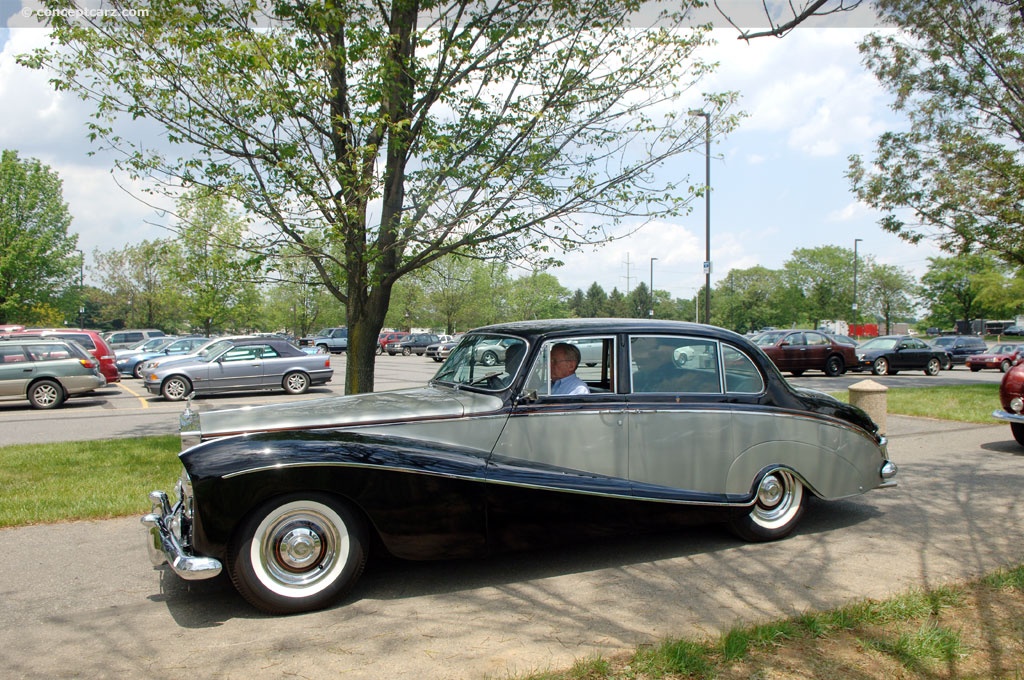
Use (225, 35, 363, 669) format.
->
(142, 319, 895, 615)
(143, 338, 333, 400)
(0, 339, 106, 409)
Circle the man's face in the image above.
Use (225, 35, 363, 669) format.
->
(550, 349, 576, 381)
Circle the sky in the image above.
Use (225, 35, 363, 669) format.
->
(0, 1, 943, 301)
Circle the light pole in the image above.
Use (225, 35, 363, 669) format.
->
(74, 249, 84, 328)
(648, 257, 657, 317)
(688, 109, 711, 325)
(853, 238, 863, 336)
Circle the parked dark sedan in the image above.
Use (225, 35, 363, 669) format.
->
(854, 335, 945, 376)
(142, 319, 895, 615)
(142, 337, 333, 400)
(750, 329, 857, 376)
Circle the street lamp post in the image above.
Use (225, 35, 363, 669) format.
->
(74, 249, 84, 328)
(853, 238, 863, 335)
(688, 109, 711, 325)
(649, 257, 657, 317)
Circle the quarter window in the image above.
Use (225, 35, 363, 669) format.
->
(630, 336, 721, 393)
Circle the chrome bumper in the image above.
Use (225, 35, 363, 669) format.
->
(141, 490, 222, 580)
(992, 409, 1024, 425)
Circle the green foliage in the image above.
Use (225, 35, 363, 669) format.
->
(21, 0, 741, 392)
(0, 149, 79, 324)
(848, 0, 1024, 267)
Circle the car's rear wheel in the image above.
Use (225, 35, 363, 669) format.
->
(728, 469, 805, 542)
(924, 358, 941, 376)
(871, 357, 889, 376)
(28, 379, 65, 409)
(1011, 423, 1024, 447)
(824, 355, 844, 377)
(970, 366, 981, 372)
(1001, 360, 1012, 373)
(790, 369, 805, 377)
(161, 375, 192, 401)
(481, 350, 498, 366)
(283, 371, 310, 395)
(228, 493, 368, 615)
(132, 362, 146, 379)
(402, 347, 412, 356)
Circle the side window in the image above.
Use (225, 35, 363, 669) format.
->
(125, 332, 144, 344)
(806, 332, 828, 346)
(0, 345, 28, 363)
(524, 337, 612, 396)
(723, 345, 765, 394)
(222, 346, 261, 362)
(786, 333, 805, 346)
(630, 336, 721, 394)
(261, 345, 280, 358)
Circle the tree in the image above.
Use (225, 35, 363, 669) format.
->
(847, 0, 1024, 266)
(862, 263, 918, 334)
(919, 253, 998, 331)
(23, 0, 741, 393)
(712, 266, 793, 334)
(783, 246, 860, 326)
(167, 189, 262, 336)
(716, 0, 867, 41)
(92, 240, 179, 330)
(0, 149, 78, 324)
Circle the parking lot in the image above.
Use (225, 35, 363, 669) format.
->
(0, 352, 1006, 446)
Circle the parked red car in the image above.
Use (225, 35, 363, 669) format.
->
(966, 343, 1024, 373)
(7, 329, 119, 383)
(994, 362, 1024, 446)
(376, 331, 408, 355)
(750, 329, 858, 377)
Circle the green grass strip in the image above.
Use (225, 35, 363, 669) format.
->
(0, 435, 182, 528)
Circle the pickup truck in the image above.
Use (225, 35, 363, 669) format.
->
(299, 327, 348, 353)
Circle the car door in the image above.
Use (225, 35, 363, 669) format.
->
(775, 332, 805, 371)
(491, 336, 627, 488)
(894, 337, 928, 370)
(206, 344, 267, 391)
(0, 344, 32, 398)
(626, 335, 737, 499)
(802, 331, 832, 372)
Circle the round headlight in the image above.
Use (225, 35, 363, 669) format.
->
(1010, 397, 1024, 413)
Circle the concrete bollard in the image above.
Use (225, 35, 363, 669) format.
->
(849, 379, 888, 435)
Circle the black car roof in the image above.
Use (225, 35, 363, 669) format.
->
(469, 318, 749, 344)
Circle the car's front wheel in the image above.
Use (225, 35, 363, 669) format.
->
(227, 493, 368, 615)
(402, 347, 412, 356)
(28, 379, 65, 409)
(924, 358, 942, 376)
(1001, 360, 1012, 373)
(283, 371, 310, 395)
(824, 355, 844, 377)
(481, 350, 498, 366)
(872, 357, 889, 376)
(1012, 423, 1024, 447)
(728, 469, 805, 542)
(161, 375, 192, 401)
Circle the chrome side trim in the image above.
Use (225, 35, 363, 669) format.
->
(140, 490, 222, 580)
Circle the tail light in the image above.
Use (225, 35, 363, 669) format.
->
(80, 359, 97, 368)
(324, 358, 331, 367)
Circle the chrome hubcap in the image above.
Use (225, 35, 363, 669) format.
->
(275, 524, 324, 572)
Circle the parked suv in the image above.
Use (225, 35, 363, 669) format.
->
(103, 329, 166, 349)
(387, 333, 440, 356)
(932, 335, 988, 367)
(0, 338, 105, 408)
(7, 329, 119, 383)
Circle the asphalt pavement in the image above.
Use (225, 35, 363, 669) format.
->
(1, 414, 1022, 679)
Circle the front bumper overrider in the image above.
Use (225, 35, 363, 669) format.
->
(141, 490, 222, 580)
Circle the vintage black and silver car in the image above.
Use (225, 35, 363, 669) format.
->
(143, 319, 896, 614)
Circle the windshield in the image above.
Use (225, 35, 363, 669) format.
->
(859, 337, 897, 351)
(751, 331, 785, 347)
(196, 339, 233, 360)
(431, 334, 528, 391)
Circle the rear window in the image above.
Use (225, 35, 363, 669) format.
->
(52, 333, 96, 350)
